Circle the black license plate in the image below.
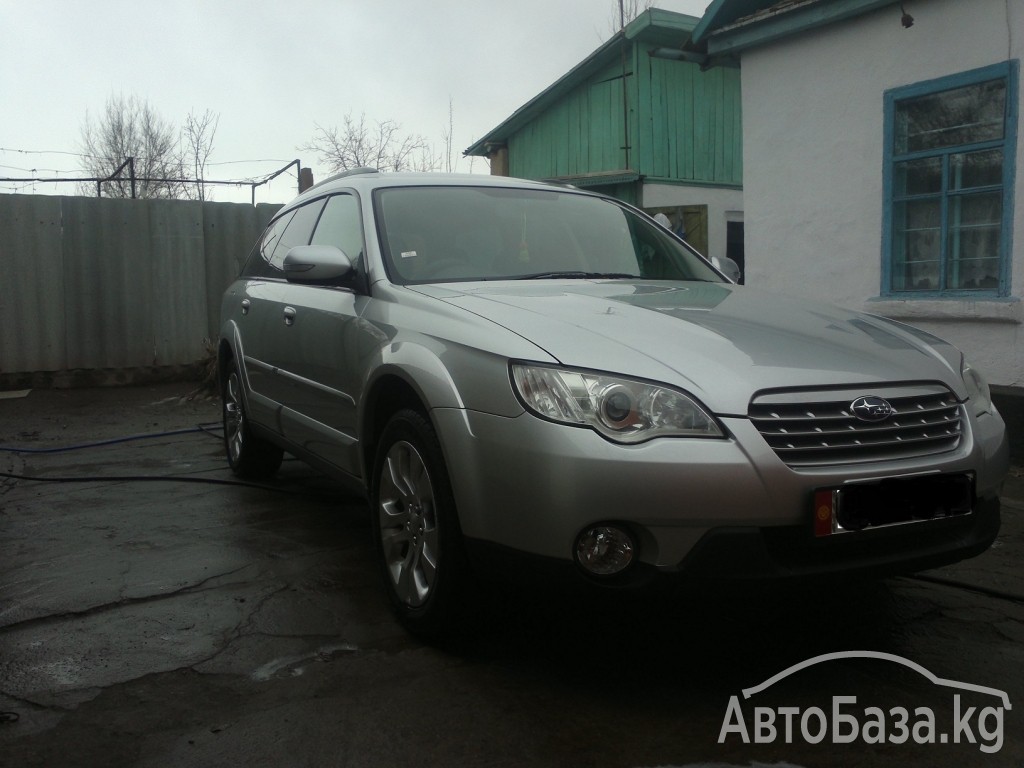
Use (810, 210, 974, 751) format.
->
(813, 473, 974, 537)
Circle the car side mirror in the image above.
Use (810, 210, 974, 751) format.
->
(283, 245, 354, 284)
(711, 255, 742, 284)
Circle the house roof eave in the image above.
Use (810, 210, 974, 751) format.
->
(464, 10, 699, 158)
(541, 169, 641, 187)
(694, 0, 902, 56)
(691, 0, 767, 45)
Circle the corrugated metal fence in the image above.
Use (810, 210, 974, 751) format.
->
(0, 194, 280, 383)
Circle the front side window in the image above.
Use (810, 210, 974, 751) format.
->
(311, 193, 364, 264)
(267, 199, 326, 271)
(884, 63, 1017, 296)
(241, 210, 296, 278)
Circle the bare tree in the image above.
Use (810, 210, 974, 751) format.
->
(300, 112, 435, 174)
(77, 95, 221, 199)
(440, 97, 455, 173)
(78, 94, 184, 198)
(417, 97, 458, 173)
(411, 144, 443, 172)
(181, 108, 219, 201)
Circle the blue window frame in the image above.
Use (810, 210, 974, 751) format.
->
(883, 62, 1018, 297)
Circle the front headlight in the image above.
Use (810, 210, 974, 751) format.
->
(962, 359, 993, 416)
(510, 363, 723, 444)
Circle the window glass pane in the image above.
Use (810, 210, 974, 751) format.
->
(951, 149, 1003, 190)
(311, 194, 364, 262)
(242, 211, 295, 278)
(892, 199, 940, 291)
(896, 260, 941, 292)
(894, 157, 942, 196)
(948, 192, 1002, 290)
(261, 213, 293, 262)
(895, 79, 1005, 153)
(268, 200, 325, 269)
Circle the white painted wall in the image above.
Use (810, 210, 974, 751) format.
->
(643, 182, 744, 263)
(739, 0, 1024, 386)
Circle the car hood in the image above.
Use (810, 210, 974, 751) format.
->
(412, 280, 965, 415)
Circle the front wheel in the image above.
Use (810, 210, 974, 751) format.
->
(371, 409, 469, 638)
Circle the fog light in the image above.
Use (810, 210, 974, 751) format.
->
(575, 525, 635, 576)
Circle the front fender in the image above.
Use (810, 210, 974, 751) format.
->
(356, 338, 532, 481)
(364, 337, 530, 418)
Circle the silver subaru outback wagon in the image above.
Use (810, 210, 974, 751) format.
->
(218, 170, 1008, 636)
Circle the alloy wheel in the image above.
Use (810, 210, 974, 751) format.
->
(377, 440, 439, 608)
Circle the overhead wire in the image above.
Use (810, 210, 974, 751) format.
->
(0, 146, 305, 194)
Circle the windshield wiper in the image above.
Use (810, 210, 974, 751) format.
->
(514, 271, 640, 280)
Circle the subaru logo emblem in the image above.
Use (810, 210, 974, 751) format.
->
(851, 396, 894, 422)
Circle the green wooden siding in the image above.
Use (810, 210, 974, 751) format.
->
(510, 60, 629, 179)
(507, 41, 742, 187)
(636, 43, 742, 184)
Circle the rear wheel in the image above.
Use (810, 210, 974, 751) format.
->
(222, 358, 283, 479)
(371, 409, 468, 638)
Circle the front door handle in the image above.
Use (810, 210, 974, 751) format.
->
(241, 299, 251, 315)
(283, 306, 296, 326)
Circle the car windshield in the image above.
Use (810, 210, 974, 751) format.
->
(374, 185, 723, 284)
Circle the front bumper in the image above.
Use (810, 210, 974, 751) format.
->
(462, 495, 999, 588)
(676, 494, 1000, 580)
(433, 405, 1008, 582)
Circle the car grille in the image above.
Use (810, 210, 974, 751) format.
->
(749, 384, 963, 467)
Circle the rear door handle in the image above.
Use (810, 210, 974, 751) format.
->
(240, 299, 251, 315)
(283, 306, 296, 326)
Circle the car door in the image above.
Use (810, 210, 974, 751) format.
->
(234, 209, 297, 423)
(240, 198, 327, 422)
(274, 192, 367, 477)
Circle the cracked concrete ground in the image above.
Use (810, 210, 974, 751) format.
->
(0, 382, 1022, 767)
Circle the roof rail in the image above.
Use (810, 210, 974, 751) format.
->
(333, 166, 380, 179)
(307, 166, 380, 193)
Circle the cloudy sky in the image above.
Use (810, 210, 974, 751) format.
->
(1, 0, 711, 204)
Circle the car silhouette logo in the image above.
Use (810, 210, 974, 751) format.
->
(851, 396, 894, 422)
(740, 650, 1011, 708)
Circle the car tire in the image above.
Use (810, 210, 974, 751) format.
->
(371, 408, 469, 639)
(221, 358, 284, 479)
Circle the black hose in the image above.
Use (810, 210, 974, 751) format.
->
(0, 428, 325, 499)
(0, 423, 223, 454)
(0, 469, 334, 497)
(903, 573, 1024, 604)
